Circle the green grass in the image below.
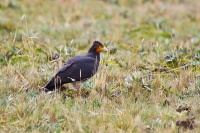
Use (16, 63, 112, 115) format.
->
(0, 0, 200, 132)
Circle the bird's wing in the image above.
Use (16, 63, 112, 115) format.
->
(57, 59, 74, 73)
(43, 59, 74, 91)
(56, 56, 98, 82)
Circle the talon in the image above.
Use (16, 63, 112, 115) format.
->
(77, 89, 81, 96)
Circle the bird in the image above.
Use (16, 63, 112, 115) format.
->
(44, 41, 108, 96)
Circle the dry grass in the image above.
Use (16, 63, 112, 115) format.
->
(0, 0, 200, 132)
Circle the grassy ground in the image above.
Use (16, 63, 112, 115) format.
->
(0, 0, 200, 132)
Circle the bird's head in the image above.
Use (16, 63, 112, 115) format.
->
(88, 41, 108, 53)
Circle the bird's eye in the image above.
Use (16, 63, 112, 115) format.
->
(95, 46, 103, 52)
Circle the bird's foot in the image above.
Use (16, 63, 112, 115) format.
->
(77, 89, 82, 97)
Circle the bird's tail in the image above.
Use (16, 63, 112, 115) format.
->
(44, 76, 62, 92)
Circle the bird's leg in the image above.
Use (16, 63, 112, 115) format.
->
(77, 88, 81, 96)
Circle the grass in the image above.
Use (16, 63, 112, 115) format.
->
(0, 0, 200, 132)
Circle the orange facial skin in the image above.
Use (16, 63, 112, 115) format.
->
(95, 46, 104, 53)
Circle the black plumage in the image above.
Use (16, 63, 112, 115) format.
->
(44, 41, 107, 95)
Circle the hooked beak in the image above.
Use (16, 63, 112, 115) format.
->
(102, 46, 108, 52)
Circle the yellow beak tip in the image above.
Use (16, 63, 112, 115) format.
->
(103, 47, 108, 52)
